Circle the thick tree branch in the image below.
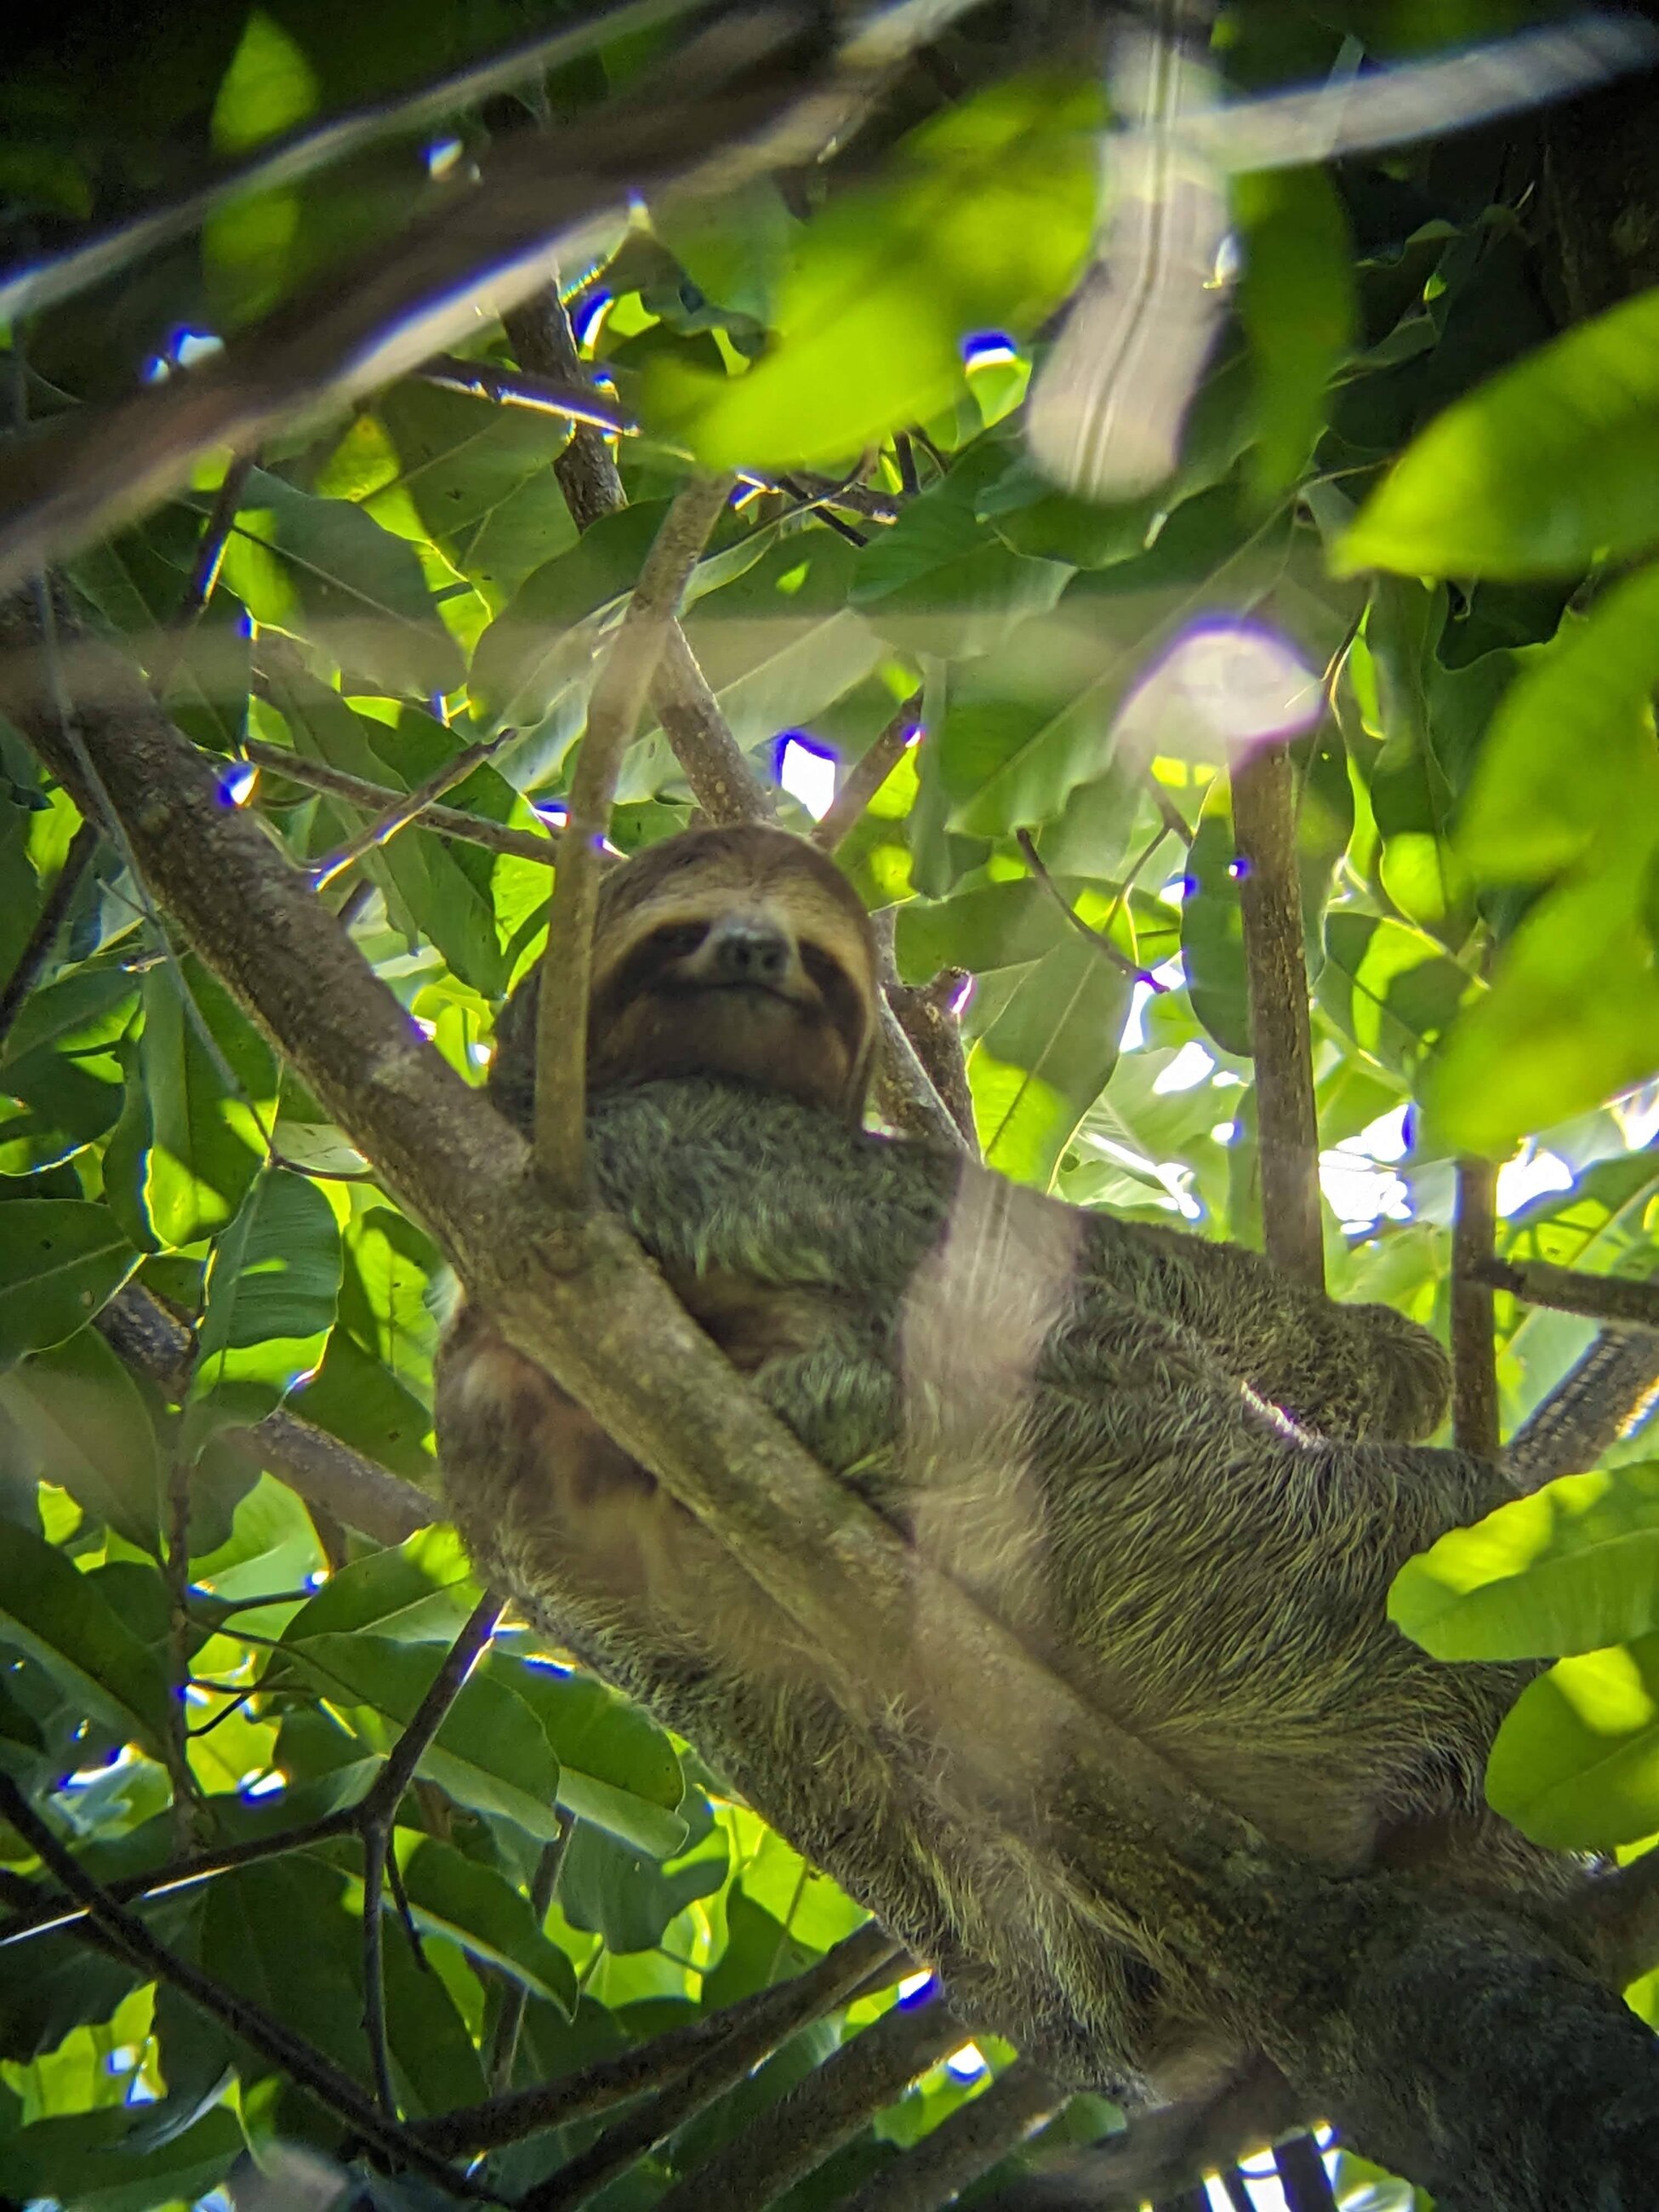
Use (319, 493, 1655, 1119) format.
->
(643, 1991, 961, 2212)
(413, 1921, 900, 2156)
(534, 471, 735, 1199)
(814, 695, 921, 853)
(12, 585, 1659, 2208)
(842, 2057, 1061, 2212)
(1229, 744, 1323, 1291)
(1452, 1160, 1501, 1462)
(1507, 1329, 1659, 1491)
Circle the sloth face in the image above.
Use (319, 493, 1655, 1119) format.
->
(584, 827, 879, 1122)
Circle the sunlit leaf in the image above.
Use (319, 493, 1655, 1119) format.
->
(0, 1202, 139, 1365)
(1486, 1635, 1659, 1850)
(0, 1523, 172, 1755)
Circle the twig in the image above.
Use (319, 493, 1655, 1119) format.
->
(813, 695, 921, 852)
(503, 285, 768, 824)
(0, 1773, 490, 2197)
(311, 734, 510, 890)
(170, 453, 256, 641)
(647, 1993, 961, 2212)
(95, 1281, 434, 1547)
(1274, 2134, 1337, 2212)
(840, 2056, 1061, 2212)
(1452, 1160, 1501, 1462)
(1506, 1330, 1659, 1492)
(419, 351, 631, 434)
(1479, 1257, 1659, 1335)
(485, 1829, 570, 2089)
(533, 472, 735, 1200)
(243, 738, 564, 865)
(416, 1922, 899, 2158)
(1015, 830, 1150, 983)
(0, 817, 98, 1049)
(162, 1446, 209, 1853)
(1229, 743, 1324, 1291)
(1144, 770, 1195, 847)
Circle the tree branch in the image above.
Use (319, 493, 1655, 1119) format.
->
(311, 734, 510, 892)
(534, 471, 735, 1200)
(1274, 2133, 1338, 2212)
(615, 1987, 961, 2212)
(13, 581, 1659, 2208)
(1452, 1160, 1501, 1462)
(0, 1773, 487, 2196)
(418, 351, 631, 435)
(1506, 1328, 1659, 1491)
(1479, 1257, 1659, 1336)
(841, 2056, 1061, 2212)
(501, 283, 769, 824)
(243, 737, 565, 868)
(1229, 744, 1323, 1291)
(412, 1920, 900, 2156)
(813, 696, 920, 853)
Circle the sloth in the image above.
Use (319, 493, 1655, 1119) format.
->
(436, 824, 1547, 2102)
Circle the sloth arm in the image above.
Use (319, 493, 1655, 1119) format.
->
(584, 1080, 1451, 1448)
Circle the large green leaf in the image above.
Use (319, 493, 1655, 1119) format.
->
(0, 1329, 162, 1551)
(1390, 1463, 1659, 1662)
(1456, 563, 1659, 883)
(1485, 1635, 1659, 1851)
(1234, 165, 1355, 497)
(1339, 285, 1659, 579)
(393, 1833, 578, 2013)
(1318, 913, 1474, 1079)
(500, 1656, 687, 1858)
(0, 1202, 140, 1365)
(140, 960, 278, 1250)
(282, 1524, 477, 1643)
(0, 969, 137, 1176)
(971, 935, 1133, 1189)
(851, 494, 1072, 659)
(218, 465, 464, 697)
(186, 1168, 341, 1440)
(0, 1522, 172, 1755)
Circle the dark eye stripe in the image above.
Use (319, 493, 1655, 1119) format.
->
(801, 943, 869, 1047)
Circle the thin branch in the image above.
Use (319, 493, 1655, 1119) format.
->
(841, 2057, 1061, 2212)
(0, 1773, 489, 2198)
(814, 695, 921, 852)
(161, 452, 256, 660)
(534, 471, 735, 1200)
(1229, 743, 1323, 1291)
(162, 1445, 209, 1853)
(362, 1821, 400, 2117)
(244, 737, 564, 866)
(871, 995, 974, 1152)
(1015, 830, 1153, 983)
(1479, 1257, 1659, 1336)
(1145, 770, 1195, 847)
(502, 284, 769, 824)
(0, 816, 98, 1050)
(96, 1281, 434, 1547)
(1452, 1160, 1501, 1462)
(0, 5, 902, 590)
(311, 733, 510, 890)
(645, 1993, 962, 2212)
(485, 1829, 570, 2090)
(870, 910, 977, 1155)
(418, 351, 632, 434)
(413, 1921, 901, 2157)
(361, 1595, 504, 1827)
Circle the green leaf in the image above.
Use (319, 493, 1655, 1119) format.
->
(971, 935, 1133, 1189)
(395, 1834, 577, 2012)
(1486, 1634, 1659, 1851)
(187, 1168, 341, 1440)
(0, 1522, 172, 1755)
(0, 1330, 162, 1552)
(1318, 913, 1474, 1079)
(1338, 285, 1659, 579)
(559, 1808, 729, 1953)
(0, 1203, 140, 1366)
(282, 1523, 476, 1643)
(1234, 166, 1355, 497)
(140, 960, 278, 1249)
(1181, 782, 1249, 1058)
(275, 1632, 562, 1839)
(500, 1657, 687, 1857)
(1390, 1463, 1659, 1662)
(0, 970, 137, 1176)
(218, 465, 464, 698)
(643, 78, 1098, 469)
(0, 2105, 242, 2212)
(851, 494, 1072, 659)
(1457, 563, 1659, 883)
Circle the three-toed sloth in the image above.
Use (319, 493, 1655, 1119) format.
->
(436, 824, 1550, 2103)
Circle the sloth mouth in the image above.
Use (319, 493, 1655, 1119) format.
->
(660, 977, 810, 1012)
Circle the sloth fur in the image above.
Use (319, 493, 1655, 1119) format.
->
(437, 824, 1548, 2100)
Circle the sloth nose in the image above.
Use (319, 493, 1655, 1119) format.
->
(708, 920, 791, 985)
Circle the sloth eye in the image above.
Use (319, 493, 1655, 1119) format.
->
(649, 921, 710, 961)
